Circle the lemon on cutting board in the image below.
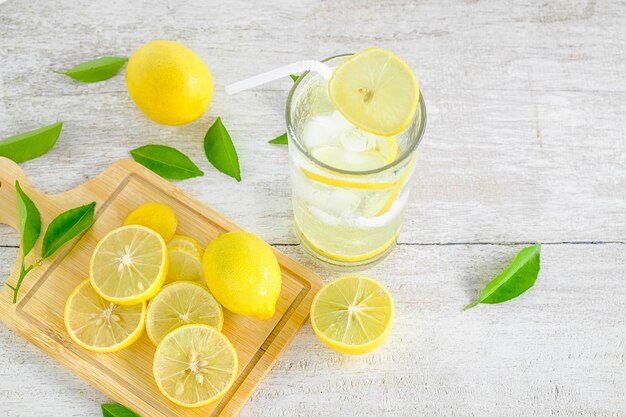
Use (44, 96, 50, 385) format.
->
(90, 225, 169, 305)
(328, 47, 419, 136)
(126, 40, 214, 125)
(310, 274, 394, 355)
(146, 281, 223, 345)
(203, 231, 282, 320)
(65, 280, 146, 353)
(153, 324, 238, 408)
(123, 202, 178, 242)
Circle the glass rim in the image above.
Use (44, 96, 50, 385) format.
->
(285, 53, 427, 176)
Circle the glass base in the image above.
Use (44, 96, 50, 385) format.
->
(295, 225, 397, 270)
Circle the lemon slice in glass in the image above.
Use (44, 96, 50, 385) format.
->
(310, 275, 394, 354)
(329, 47, 419, 136)
(146, 282, 223, 345)
(168, 235, 204, 258)
(166, 247, 205, 286)
(90, 225, 169, 305)
(153, 324, 238, 408)
(64, 279, 146, 353)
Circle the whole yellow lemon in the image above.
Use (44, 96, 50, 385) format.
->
(203, 231, 282, 320)
(126, 40, 213, 125)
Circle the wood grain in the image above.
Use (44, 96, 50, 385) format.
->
(1, 0, 625, 415)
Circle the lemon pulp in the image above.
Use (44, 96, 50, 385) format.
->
(166, 247, 204, 286)
(65, 280, 146, 353)
(310, 275, 394, 354)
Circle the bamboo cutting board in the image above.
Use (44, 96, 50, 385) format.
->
(0, 156, 324, 417)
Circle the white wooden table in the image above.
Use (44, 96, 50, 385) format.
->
(1, 0, 625, 416)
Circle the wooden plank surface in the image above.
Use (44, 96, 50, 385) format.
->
(1, 0, 625, 415)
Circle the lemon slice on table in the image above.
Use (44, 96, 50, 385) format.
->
(329, 47, 419, 136)
(310, 275, 394, 355)
(153, 324, 238, 408)
(123, 202, 178, 242)
(146, 282, 223, 345)
(65, 280, 146, 353)
(168, 235, 204, 258)
(90, 225, 169, 305)
(166, 247, 205, 286)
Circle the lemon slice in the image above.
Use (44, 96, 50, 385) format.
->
(166, 247, 204, 286)
(310, 275, 394, 354)
(90, 225, 169, 305)
(146, 282, 223, 345)
(124, 202, 178, 242)
(153, 324, 238, 408)
(64, 280, 146, 353)
(329, 47, 419, 136)
(168, 235, 203, 258)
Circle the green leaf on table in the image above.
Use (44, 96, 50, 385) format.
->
(41, 202, 96, 260)
(54, 56, 128, 83)
(101, 403, 140, 417)
(0, 122, 63, 163)
(269, 133, 288, 145)
(290, 74, 300, 82)
(130, 144, 204, 180)
(15, 181, 42, 258)
(203, 117, 241, 181)
(465, 243, 541, 311)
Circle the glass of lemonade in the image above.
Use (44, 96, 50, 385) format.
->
(286, 54, 426, 266)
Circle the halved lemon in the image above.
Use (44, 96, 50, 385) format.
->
(153, 324, 238, 408)
(329, 47, 419, 136)
(310, 275, 394, 354)
(123, 202, 178, 242)
(65, 279, 146, 353)
(166, 247, 204, 286)
(90, 225, 169, 305)
(169, 235, 203, 258)
(146, 282, 223, 345)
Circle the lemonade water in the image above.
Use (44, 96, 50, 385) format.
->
(286, 55, 426, 265)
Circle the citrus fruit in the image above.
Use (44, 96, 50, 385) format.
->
(328, 47, 419, 136)
(203, 231, 281, 320)
(123, 202, 178, 242)
(126, 40, 213, 125)
(146, 282, 223, 345)
(310, 135, 397, 171)
(310, 274, 394, 354)
(90, 225, 169, 305)
(166, 247, 204, 286)
(153, 324, 238, 408)
(168, 235, 203, 258)
(65, 279, 146, 353)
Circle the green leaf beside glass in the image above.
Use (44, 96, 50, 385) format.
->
(465, 243, 541, 311)
(130, 144, 204, 180)
(54, 56, 128, 83)
(203, 117, 241, 181)
(269, 133, 288, 145)
(0, 122, 63, 163)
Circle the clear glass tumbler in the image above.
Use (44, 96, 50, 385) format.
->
(286, 54, 426, 266)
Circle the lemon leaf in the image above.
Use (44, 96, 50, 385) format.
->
(0, 122, 62, 163)
(130, 144, 204, 180)
(268, 133, 288, 145)
(101, 403, 140, 417)
(41, 202, 96, 260)
(289, 74, 299, 82)
(465, 244, 541, 311)
(14, 181, 41, 258)
(54, 56, 128, 83)
(203, 117, 241, 182)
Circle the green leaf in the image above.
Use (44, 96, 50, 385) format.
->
(289, 74, 299, 82)
(203, 117, 241, 181)
(15, 181, 42, 258)
(54, 56, 128, 83)
(0, 122, 62, 163)
(130, 144, 204, 180)
(465, 244, 541, 311)
(41, 202, 96, 260)
(101, 403, 140, 417)
(269, 133, 288, 145)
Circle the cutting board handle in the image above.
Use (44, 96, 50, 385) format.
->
(0, 156, 43, 232)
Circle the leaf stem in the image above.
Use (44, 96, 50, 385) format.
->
(463, 300, 480, 311)
(11, 261, 37, 304)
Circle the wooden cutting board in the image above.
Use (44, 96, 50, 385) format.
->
(0, 156, 323, 417)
